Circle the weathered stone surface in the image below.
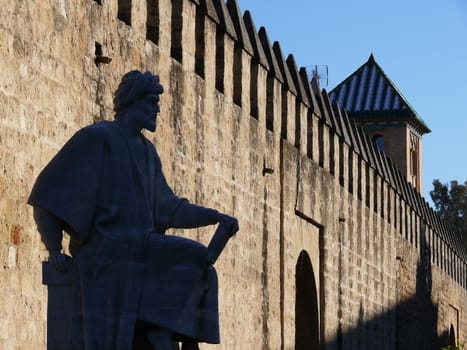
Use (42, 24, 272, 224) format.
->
(0, 1, 465, 349)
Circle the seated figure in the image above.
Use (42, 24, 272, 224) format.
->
(28, 71, 239, 350)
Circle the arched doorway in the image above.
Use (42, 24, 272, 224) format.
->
(295, 250, 319, 349)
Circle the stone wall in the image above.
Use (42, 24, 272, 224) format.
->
(0, 0, 465, 349)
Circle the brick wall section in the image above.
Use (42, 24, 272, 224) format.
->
(1, 0, 466, 349)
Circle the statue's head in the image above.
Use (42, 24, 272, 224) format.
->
(113, 70, 164, 132)
(114, 71, 164, 114)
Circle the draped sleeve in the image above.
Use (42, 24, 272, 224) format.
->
(28, 124, 106, 244)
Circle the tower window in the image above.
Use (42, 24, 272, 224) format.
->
(372, 134, 384, 151)
(409, 132, 419, 186)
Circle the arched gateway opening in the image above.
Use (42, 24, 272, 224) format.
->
(449, 324, 456, 347)
(295, 250, 319, 349)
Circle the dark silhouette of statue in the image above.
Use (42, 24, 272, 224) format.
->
(28, 71, 239, 350)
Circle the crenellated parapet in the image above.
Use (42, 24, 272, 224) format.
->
(1, 0, 465, 348)
(195, 0, 467, 289)
(93, 0, 466, 290)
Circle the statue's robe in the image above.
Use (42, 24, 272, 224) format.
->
(28, 121, 219, 349)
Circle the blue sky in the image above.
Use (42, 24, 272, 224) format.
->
(236, 0, 467, 202)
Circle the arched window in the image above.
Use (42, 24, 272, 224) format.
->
(372, 134, 384, 151)
(295, 250, 319, 349)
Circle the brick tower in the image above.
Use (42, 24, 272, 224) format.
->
(329, 54, 430, 192)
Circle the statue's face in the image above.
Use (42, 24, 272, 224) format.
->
(131, 93, 161, 132)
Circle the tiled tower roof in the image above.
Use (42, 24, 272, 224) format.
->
(329, 54, 431, 134)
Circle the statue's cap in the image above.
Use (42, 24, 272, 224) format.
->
(113, 70, 164, 114)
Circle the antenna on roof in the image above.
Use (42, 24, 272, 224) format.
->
(307, 65, 328, 87)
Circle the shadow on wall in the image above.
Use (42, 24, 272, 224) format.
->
(396, 227, 440, 350)
(320, 228, 452, 350)
(44, 234, 454, 349)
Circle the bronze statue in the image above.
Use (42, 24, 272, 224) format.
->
(29, 71, 239, 350)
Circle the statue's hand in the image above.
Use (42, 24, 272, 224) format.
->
(48, 252, 73, 272)
(207, 215, 239, 264)
(219, 214, 239, 237)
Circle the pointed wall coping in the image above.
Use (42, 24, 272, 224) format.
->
(243, 11, 269, 69)
(353, 124, 369, 163)
(382, 153, 396, 187)
(200, 0, 220, 24)
(204, 1, 467, 263)
(286, 54, 310, 106)
(370, 135, 386, 176)
(420, 198, 431, 226)
(395, 163, 407, 196)
(422, 201, 435, 235)
(226, 0, 254, 54)
(258, 27, 283, 83)
(322, 90, 342, 138)
(407, 181, 418, 210)
(342, 110, 359, 152)
(310, 79, 333, 126)
(413, 184, 424, 214)
(299, 68, 317, 116)
(213, 0, 238, 40)
(402, 173, 416, 209)
(273, 41, 297, 95)
(376, 150, 395, 188)
(374, 147, 390, 182)
(331, 102, 351, 145)
(385, 157, 400, 193)
(358, 127, 377, 170)
(396, 171, 409, 207)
